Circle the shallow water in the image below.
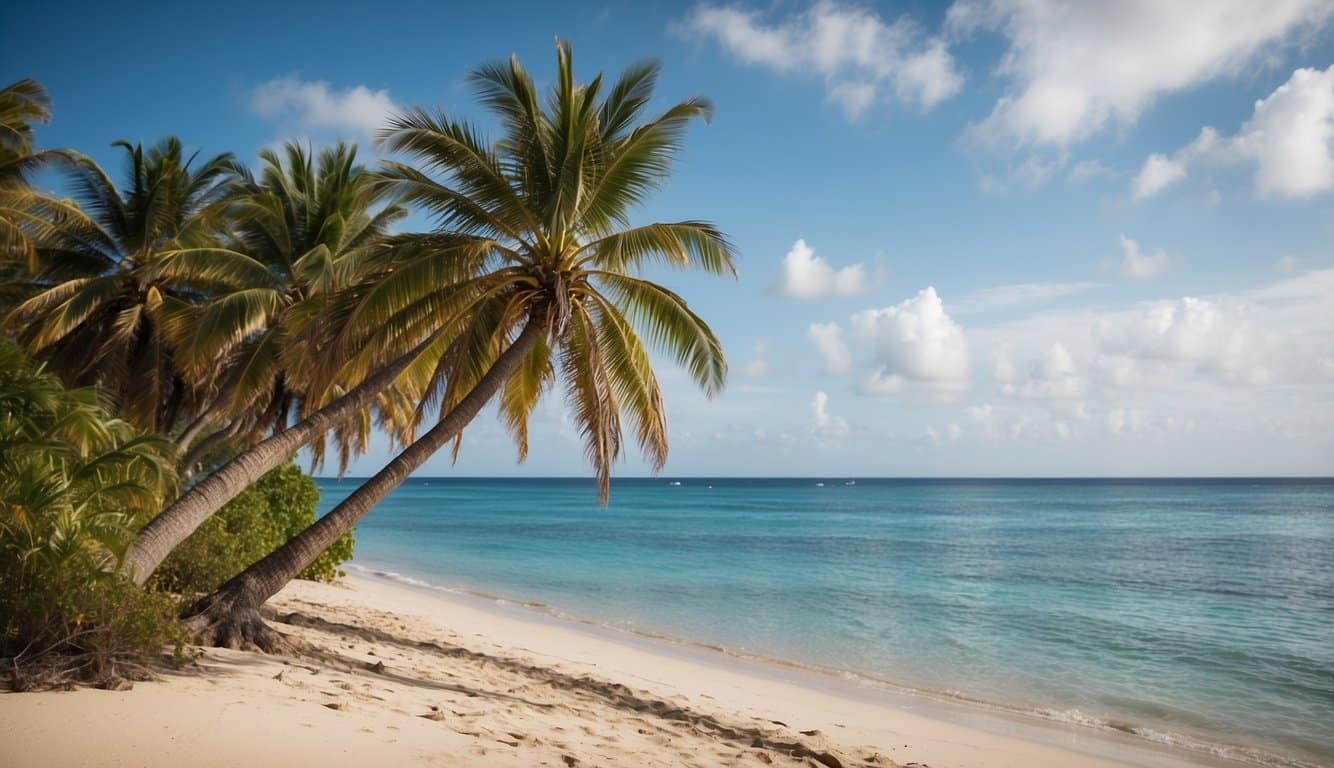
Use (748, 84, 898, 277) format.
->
(314, 477, 1334, 766)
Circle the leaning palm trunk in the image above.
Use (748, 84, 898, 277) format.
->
(121, 336, 436, 585)
(181, 316, 547, 650)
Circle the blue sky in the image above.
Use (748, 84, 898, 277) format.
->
(6, 0, 1334, 477)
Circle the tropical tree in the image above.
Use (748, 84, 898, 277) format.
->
(0, 78, 71, 312)
(2, 138, 237, 433)
(0, 78, 63, 187)
(183, 40, 736, 649)
(0, 340, 179, 677)
(160, 140, 407, 472)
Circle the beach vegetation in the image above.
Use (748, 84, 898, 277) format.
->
(151, 462, 352, 597)
(181, 40, 734, 650)
(0, 340, 182, 688)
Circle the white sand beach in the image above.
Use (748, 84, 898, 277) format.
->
(2, 573, 1258, 768)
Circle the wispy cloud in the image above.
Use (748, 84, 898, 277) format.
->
(954, 281, 1099, 314)
(681, 1, 963, 119)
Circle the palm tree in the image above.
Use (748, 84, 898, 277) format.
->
(3, 138, 237, 433)
(160, 141, 407, 471)
(0, 78, 73, 312)
(0, 78, 64, 187)
(182, 40, 737, 649)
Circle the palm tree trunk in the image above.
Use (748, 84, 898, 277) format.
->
(178, 420, 242, 478)
(174, 377, 242, 450)
(121, 334, 441, 585)
(181, 316, 546, 650)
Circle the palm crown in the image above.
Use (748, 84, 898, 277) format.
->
(343, 40, 737, 500)
(4, 138, 237, 433)
(155, 141, 406, 467)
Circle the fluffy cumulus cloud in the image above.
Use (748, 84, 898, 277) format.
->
(1131, 154, 1188, 201)
(1132, 65, 1334, 200)
(811, 390, 850, 437)
(808, 322, 852, 375)
(777, 239, 868, 299)
(1109, 234, 1170, 279)
(683, 1, 964, 118)
(947, 0, 1333, 147)
(1096, 296, 1268, 385)
(1002, 342, 1082, 399)
(251, 76, 399, 139)
(850, 287, 969, 395)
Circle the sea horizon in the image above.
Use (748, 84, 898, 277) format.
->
(315, 475, 1334, 481)
(317, 476, 1334, 767)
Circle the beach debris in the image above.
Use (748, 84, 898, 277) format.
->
(97, 677, 133, 692)
(323, 702, 342, 711)
(272, 670, 284, 681)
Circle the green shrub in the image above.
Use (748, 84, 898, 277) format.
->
(0, 341, 182, 687)
(152, 462, 353, 596)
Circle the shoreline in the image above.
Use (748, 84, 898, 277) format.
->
(343, 563, 1313, 768)
(3, 571, 1320, 767)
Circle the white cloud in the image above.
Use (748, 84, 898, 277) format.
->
(683, 1, 964, 118)
(1241, 67, 1334, 197)
(1096, 296, 1268, 385)
(777, 239, 869, 299)
(827, 81, 877, 119)
(1131, 153, 1188, 200)
(954, 281, 1099, 314)
(1002, 342, 1083, 399)
(1135, 66, 1334, 200)
(851, 287, 969, 394)
(948, 0, 1333, 147)
(1067, 159, 1114, 183)
(1111, 235, 1170, 279)
(811, 390, 850, 438)
(926, 422, 963, 445)
(251, 76, 399, 139)
(808, 322, 853, 375)
(741, 339, 771, 378)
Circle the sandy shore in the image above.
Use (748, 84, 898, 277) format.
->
(2, 573, 1259, 768)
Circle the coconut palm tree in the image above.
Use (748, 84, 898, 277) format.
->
(182, 40, 736, 649)
(3, 138, 237, 433)
(159, 140, 407, 472)
(0, 78, 74, 311)
(0, 78, 64, 188)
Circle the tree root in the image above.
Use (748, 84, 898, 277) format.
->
(181, 588, 289, 653)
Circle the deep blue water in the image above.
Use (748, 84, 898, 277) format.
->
(314, 477, 1334, 766)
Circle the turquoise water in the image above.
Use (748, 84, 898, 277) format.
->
(314, 477, 1334, 766)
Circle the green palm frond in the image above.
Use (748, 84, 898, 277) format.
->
(591, 272, 727, 398)
(365, 41, 735, 501)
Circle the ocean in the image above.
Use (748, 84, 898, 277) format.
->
(314, 477, 1334, 767)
